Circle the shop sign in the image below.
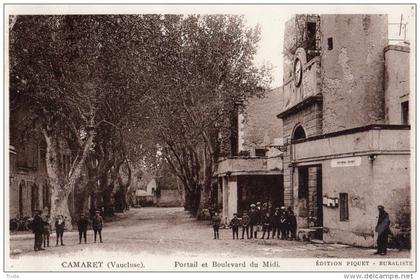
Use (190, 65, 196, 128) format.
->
(331, 156, 361, 168)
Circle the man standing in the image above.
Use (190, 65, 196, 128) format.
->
(211, 212, 222, 239)
(77, 213, 90, 244)
(261, 212, 271, 239)
(279, 209, 288, 240)
(32, 210, 45, 251)
(271, 207, 280, 239)
(92, 210, 104, 243)
(375, 205, 391, 255)
(249, 204, 258, 239)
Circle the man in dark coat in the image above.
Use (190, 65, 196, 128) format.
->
(32, 210, 45, 251)
(77, 213, 90, 244)
(375, 205, 391, 255)
(92, 210, 104, 243)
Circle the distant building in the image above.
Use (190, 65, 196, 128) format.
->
(133, 177, 184, 207)
(278, 14, 410, 246)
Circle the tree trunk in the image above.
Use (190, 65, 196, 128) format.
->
(42, 127, 94, 230)
(185, 188, 201, 216)
(50, 188, 72, 230)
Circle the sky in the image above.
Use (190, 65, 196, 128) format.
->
(242, 5, 415, 88)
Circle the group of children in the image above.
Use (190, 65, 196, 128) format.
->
(211, 202, 297, 240)
(32, 209, 104, 251)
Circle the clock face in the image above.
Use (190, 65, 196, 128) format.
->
(293, 58, 303, 87)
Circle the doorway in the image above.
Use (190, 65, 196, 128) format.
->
(297, 165, 323, 239)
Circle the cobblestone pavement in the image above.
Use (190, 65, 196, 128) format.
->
(9, 207, 411, 259)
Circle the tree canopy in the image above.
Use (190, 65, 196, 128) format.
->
(9, 14, 272, 219)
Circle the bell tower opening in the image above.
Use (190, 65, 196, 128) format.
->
(292, 125, 307, 141)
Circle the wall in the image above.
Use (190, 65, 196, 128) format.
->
(291, 127, 410, 246)
(384, 45, 410, 124)
(320, 15, 388, 133)
(241, 87, 284, 151)
(157, 189, 183, 207)
(283, 57, 322, 111)
(282, 102, 323, 206)
(322, 154, 410, 247)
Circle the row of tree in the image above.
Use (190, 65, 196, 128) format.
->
(9, 14, 271, 224)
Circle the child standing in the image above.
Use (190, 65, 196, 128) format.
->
(211, 212, 221, 239)
(43, 215, 51, 247)
(241, 211, 250, 239)
(77, 213, 90, 244)
(261, 212, 271, 239)
(55, 215, 65, 246)
(92, 210, 103, 243)
(229, 213, 240, 240)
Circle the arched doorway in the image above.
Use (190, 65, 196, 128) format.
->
(292, 124, 307, 141)
(42, 180, 51, 210)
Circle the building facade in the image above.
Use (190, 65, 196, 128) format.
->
(217, 14, 411, 247)
(216, 87, 284, 222)
(278, 14, 410, 246)
(9, 107, 75, 221)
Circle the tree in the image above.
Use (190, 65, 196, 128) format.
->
(9, 14, 271, 222)
(9, 15, 159, 223)
(146, 15, 272, 215)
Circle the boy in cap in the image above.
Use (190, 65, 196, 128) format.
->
(241, 211, 250, 239)
(261, 211, 271, 239)
(279, 208, 288, 240)
(212, 212, 222, 239)
(249, 204, 258, 239)
(77, 213, 90, 244)
(229, 213, 240, 240)
(54, 215, 65, 246)
(92, 210, 104, 243)
(43, 214, 51, 247)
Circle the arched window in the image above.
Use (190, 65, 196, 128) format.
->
(31, 183, 39, 215)
(292, 125, 307, 141)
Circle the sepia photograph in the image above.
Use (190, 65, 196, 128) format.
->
(3, 3, 416, 273)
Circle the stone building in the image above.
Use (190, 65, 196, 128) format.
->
(216, 87, 284, 222)
(9, 107, 74, 220)
(278, 14, 410, 246)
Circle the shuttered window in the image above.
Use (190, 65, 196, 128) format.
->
(339, 193, 349, 221)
